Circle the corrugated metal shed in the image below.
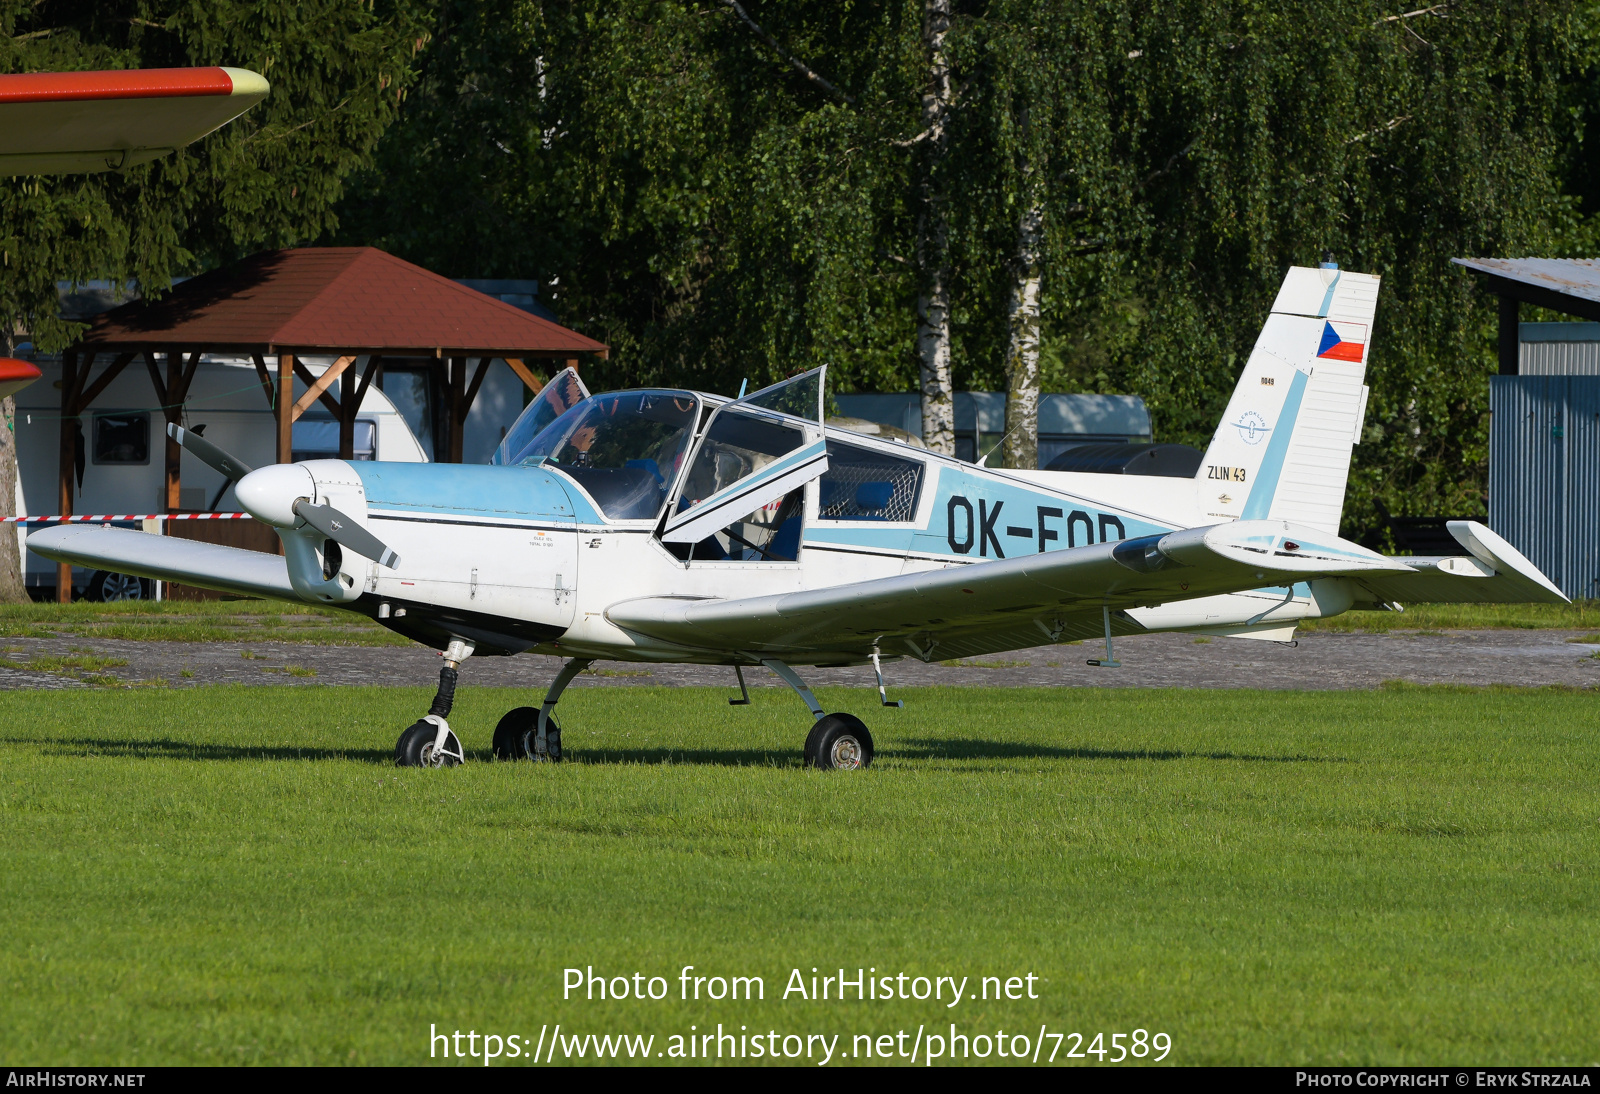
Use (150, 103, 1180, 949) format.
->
(1489, 375, 1600, 599)
(1519, 321, 1600, 376)
(1453, 258, 1600, 315)
(1453, 257, 1600, 376)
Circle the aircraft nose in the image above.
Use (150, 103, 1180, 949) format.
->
(235, 463, 315, 528)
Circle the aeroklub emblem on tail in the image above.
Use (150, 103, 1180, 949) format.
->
(1233, 410, 1271, 445)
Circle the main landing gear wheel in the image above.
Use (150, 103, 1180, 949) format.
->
(395, 715, 463, 768)
(491, 706, 562, 762)
(804, 713, 873, 771)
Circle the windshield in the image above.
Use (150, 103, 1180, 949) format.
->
(514, 389, 700, 519)
(492, 367, 588, 466)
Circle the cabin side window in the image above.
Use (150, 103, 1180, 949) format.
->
(91, 413, 150, 465)
(817, 441, 924, 522)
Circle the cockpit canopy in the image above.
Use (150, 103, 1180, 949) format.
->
(499, 388, 702, 520)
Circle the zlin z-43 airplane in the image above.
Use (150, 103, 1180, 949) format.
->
(31, 265, 1565, 771)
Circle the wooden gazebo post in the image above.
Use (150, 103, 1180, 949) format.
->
(53, 349, 133, 601)
(276, 353, 294, 464)
(144, 348, 200, 513)
(55, 352, 76, 603)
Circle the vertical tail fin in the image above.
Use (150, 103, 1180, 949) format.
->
(1196, 265, 1380, 534)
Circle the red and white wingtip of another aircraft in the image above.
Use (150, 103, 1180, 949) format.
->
(0, 66, 269, 176)
(0, 358, 42, 400)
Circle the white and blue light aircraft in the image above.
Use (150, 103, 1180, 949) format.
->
(31, 264, 1565, 770)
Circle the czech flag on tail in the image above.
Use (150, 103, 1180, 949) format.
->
(1316, 321, 1367, 362)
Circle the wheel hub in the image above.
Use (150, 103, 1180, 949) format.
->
(829, 734, 863, 770)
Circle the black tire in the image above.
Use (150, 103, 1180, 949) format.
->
(490, 706, 561, 762)
(395, 718, 463, 767)
(804, 713, 873, 771)
(88, 570, 151, 602)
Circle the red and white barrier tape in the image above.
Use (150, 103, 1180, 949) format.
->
(3, 513, 251, 523)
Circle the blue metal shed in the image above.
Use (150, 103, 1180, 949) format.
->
(1489, 374, 1600, 600)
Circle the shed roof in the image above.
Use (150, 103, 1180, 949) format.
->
(75, 247, 608, 357)
(1452, 258, 1600, 322)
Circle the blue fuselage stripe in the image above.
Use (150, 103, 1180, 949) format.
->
(1240, 369, 1309, 520)
(1316, 271, 1341, 316)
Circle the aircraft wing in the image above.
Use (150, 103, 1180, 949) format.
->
(0, 67, 268, 176)
(1353, 521, 1568, 606)
(607, 519, 1412, 661)
(28, 524, 297, 601)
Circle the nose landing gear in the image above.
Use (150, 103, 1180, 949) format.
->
(395, 714, 463, 767)
(394, 638, 473, 768)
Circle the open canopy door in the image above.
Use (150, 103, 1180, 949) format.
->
(661, 367, 829, 545)
(0, 67, 269, 176)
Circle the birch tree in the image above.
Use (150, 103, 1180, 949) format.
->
(1001, 196, 1044, 469)
(913, 0, 956, 455)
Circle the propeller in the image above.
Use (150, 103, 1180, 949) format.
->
(168, 423, 253, 482)
(292, 499, 400, 569)
(169, 423, 401, 570)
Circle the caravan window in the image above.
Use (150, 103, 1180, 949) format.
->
(292, 419, 377, 462)
(92, 413, 149, 464)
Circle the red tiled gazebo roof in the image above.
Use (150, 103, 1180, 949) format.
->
(76, 246, 607, 358)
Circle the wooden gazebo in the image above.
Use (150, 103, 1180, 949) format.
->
(57, 246, 607, 600)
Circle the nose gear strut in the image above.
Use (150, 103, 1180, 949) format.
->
(394, 638, 473, 767)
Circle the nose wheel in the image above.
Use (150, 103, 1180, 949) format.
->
(395, 715, 463, 767)
(395, 639, 471, 768)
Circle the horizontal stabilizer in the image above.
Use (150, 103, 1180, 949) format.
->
(1355, 521, 1568, 606)
(28, 525, 297, 601)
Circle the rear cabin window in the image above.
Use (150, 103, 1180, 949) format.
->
(92, 413, 149, 464)
(817, 440, 924, 521)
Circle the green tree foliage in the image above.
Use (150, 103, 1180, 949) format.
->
(341, 0, 1595, 540)
(1106, 1, 1588, 538)
(0, 0, 433, 352)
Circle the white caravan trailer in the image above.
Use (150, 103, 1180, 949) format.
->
(14, 354, 427, 599)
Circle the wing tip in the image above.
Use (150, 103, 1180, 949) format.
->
(219, 68, 270, 101)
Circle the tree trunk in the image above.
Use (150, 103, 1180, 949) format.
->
(1002, 200, 1044, 471)
(0, 330, 28, 601)
(0, 332, 29, 602)
(915, 0, 955, 456)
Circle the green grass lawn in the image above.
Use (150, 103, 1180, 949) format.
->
(1, 684, 1596, 1066)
